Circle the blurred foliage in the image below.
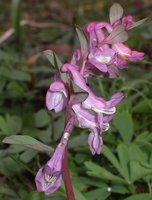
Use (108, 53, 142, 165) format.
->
(0, 0, 152, 200)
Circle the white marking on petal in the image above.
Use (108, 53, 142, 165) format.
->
(96, 56, 112, 64)
(54, 93, 62, 106)
(103, 123, 110, 132)
(93, 107, 116, 115)
(44, 173, 56, 184)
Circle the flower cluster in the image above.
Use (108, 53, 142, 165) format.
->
(35, 3, 146, 196)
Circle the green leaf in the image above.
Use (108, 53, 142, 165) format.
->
(0, 67, 30, 81)
(23, 191, 45, 200)
(43, 50, 62, 69)
(132, 99, 152, 113)
(10, 69, 31, 81)
(124, 193, 152, 200)
(6, 81, 24, 98)
(111, 184, 130, 194)
(75, 25, 88, 59)
(0, 157, 23, 177)
(113, 111, 134, 143)
(0, 116, 12, 135)
(85, 161, 125, 183)
(130, 161, 152, 182)
(102, 145, 123, 175)
(35, 109, 50, 128)
(0, 187, 17, 197)
(73, 185, 87, 200)
(117, 143, 130, 183)
(85, 188, 110, 200)
(20, 149, 38, 163)
(43, 50, 67, 82)
(11, 0, 21, 44)
(6, 115, 22, 134)
(2, 135, 53, 153)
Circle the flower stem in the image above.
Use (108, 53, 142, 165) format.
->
(62, 146, 75, 200)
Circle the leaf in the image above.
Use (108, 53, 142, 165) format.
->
(35, 109, 50, 128)
(85, 161, 125, 183)
(129, 161, 152, 182)
(117, 143, 130, 183)
(105, 25, 128, 44)
(102, 145, 123, 175)
(6, 115, 22, 134)
(70, 92, 88, 105)
(23, 191, 45, 200)
(129, 18, 148, 29)
(132, 99, 152, 113)
(75, 25, 88, 59)
(0, 116, 12, 135)
(20, 149, 38, 163)
(0, 67, 30, 81)
(6, 81, 24, 98)
(2, 135, 53, 153)
(111, 184, 130, 194)
(124, 194, 152, 200)
(0, 187, 17, 197)
(113, 111, 134, 143)
(109, 3, 124, 24)
(43, 50, 67, 82)
(43, 49, 62, 69)
(73, 186, 87, 200)
(11, 0, 21, 39)
(85, 188, 110, 200)
(0, 157, 23, 178)
(69, 134, 87, 148)
(9, 69, 31, 81)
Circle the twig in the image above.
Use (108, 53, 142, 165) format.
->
(0, 20, 68, 44)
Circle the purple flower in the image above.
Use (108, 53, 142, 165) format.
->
(88, 130, 103, 155)
(88, 48, 116, 73)
(46, 80, 68, 112)
(72, 104, 105, 154)
(35, 146, 63, 195)
(112, 43, 144, 68)
(61, 63, 123, 114)
(35, 116, 75, 195)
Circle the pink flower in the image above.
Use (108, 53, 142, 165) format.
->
(35, 146, 63, 195)
(72, 104, 104, 155)
(46, 80, 68, 112)
(112, 43, 144, 68)
(35, 116, 75, 195)
(61, 63, 123, 115)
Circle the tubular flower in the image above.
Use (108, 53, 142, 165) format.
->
(72, 104, 105, 155)
(46, 80, 68, 112)
(61, 63, 123, 115)
(35, 146, 63, 195)
(112, 43, 144, 68)
(35, 116, 75, 195)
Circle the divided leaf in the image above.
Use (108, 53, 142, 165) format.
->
(113, 111, 134, 143)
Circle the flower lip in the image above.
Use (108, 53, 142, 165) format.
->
(49, 81, 68, 98)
